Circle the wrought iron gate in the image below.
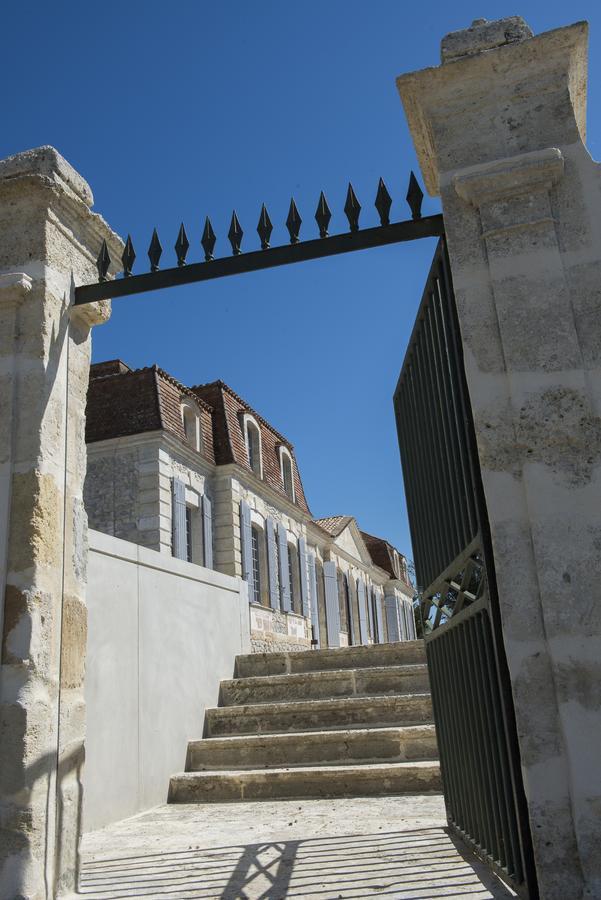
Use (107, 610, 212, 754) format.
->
(393, 239, 538, 898)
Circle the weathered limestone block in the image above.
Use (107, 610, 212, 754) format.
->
(398, 16, 601, 899)
(0, 147, 122, 899)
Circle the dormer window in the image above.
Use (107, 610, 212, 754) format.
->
(242, 413, 263, 477)
(279, 446, 295, 501)
(181, 402, 201, 451)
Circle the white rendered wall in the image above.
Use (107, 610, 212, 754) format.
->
(84, 529, 250, 832)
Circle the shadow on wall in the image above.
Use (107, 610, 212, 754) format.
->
(1, 741, 84, 899)
(78, 827, 517, 898)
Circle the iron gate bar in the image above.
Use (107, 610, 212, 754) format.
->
(74, 214, 444, 305)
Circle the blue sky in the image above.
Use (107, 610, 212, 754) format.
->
(1, 1, 599, 560)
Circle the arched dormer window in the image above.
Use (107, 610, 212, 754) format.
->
(279, 446, 295, 501)
(242, 413, 263, 478)
(181, 401, 201, 452)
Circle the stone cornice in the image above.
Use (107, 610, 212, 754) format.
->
(0, 272, 32, 307)
(452, 148, 565, 207)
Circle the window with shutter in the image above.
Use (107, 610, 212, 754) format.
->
(172, 478, 188, 561)
(251, 526, 261, 603)
(307, 550, 320, 645)
(299, 537, 310, 620)
(202, 495, 213, 569)
(385, 594, 400, 642)
(323, 561, 341, 647)
(357, 578, 369, 645)
(278, 525, 291, 612)
(240, 499, 253, 583)
(266, 517, 280, 609)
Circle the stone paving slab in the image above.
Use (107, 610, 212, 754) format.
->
(78, 795, 516, 898)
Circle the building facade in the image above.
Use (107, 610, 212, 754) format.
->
(84, 360, 416, 652)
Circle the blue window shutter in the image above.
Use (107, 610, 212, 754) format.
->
(298, 536, 310, 619)
(367, 583, 375, 640)
(374, 589, 384, 643)
(240, 499, 252, 583)
(266, 517, 279, 609)
(307, 551, 320, 647)
(172, 478, 188, 560)
(357, 578, 369, 645)
(323, 561, 341, 647)
(385, 594, 400, 642)
(202, 495, 213, 569)
(278, 524, 291, 612)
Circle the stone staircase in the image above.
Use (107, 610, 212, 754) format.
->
(168, 641, 441, 803)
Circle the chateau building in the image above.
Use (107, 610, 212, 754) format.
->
(84, 360, 416, 652)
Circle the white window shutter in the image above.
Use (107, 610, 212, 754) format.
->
(407, 600, 417, 641)
(346, 575, 356, 645)
(277, 524, 291, 612)
(298, 536, 310, 619)
(172, 478, 188, 560)
(307, 551, 320, 647)
(202, 495, 213, 569)
(323, 561, 341, 647)
(266, 517, 279, 609)
(357, 578, 369, 645)
(374, 588, 384, 643)
(240, 499, 252, 583)
(385, 594, 400, 642)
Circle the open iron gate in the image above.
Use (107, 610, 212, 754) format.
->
(393, 238, 538, 898)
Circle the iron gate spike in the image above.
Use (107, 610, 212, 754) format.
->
(375, 177, 392, 226)
(122, 235, 136, 277)
(228, 210, 243, 255)
(286, 198, 302, 244)
(175, 223, 190, 267)
(148, 228, 163, 272)
(201, 217, 216, 261)
(315, 191, 331, 238)
(96, 239, 111, 282)
(406, 171, 424, 221)
(344, 182, 361, 232)
(257, 204, 273, 250)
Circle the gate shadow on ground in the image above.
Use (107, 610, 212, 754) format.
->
(79, 826, 517, 899)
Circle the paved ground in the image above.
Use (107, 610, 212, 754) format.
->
(78, 795, 516, 899)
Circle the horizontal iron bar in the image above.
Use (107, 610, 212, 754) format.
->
(74, 214, 444, 305)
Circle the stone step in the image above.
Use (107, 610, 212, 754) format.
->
(219, 664, 430, 707)
(187, 725, 437, 771)
(235, 640, 426, 678)
(206, 692, 434, 736)
(168, 760, 441, 803)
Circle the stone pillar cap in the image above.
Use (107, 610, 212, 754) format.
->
(440, 16, 533, 62)
(397, 20, 588, 196)
(0, 145, 94, 207)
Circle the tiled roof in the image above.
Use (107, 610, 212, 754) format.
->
(312, 515, 354, 537)
(86, 361, 309, 513)
(192, 381, 310, 514)
(360, 529, 409, 584)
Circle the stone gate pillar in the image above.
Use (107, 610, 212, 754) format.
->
(397, 17, 601, 899)
(0, 148, 122, 898)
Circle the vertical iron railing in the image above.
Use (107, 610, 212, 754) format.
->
(393, 238, 538, 898)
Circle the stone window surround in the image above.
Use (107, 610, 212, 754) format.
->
(241, 412, 263, 478)
(278, 444, 295, 502)
(180, 399, 202, 452)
